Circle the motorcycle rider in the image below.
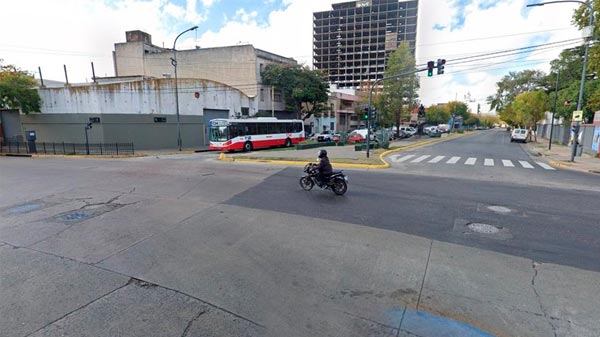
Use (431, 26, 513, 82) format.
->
(315, 149, 333, 186)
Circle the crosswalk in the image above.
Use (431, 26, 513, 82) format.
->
(389, 154, 556, 170)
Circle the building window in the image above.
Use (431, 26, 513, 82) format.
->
(260, 88, 265, 102)
(241, 107, 249, 116)
(274, 89, 282, 102)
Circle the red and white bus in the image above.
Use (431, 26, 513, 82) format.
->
(208, 118, 305, 152)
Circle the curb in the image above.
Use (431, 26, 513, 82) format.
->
(0, 153, 146, 159)
(218, 133, 467, 169)
(0, 153, 32, 157)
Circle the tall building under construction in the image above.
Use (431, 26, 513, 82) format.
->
(313, 0, 419, 88)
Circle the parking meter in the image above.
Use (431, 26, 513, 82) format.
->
(26, 130, 37, 153)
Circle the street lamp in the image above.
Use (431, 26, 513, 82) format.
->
(527, 0, 594, 161)
(171, 26, 198, 151)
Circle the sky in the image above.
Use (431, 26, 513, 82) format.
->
(0, 0, 586, 114)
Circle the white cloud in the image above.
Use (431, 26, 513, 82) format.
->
(0, 0, 584, 110)
(201, 0, 219, 8)
(233, 8, 259, 24)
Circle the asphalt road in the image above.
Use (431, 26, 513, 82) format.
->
(1, 145, 599, 337)
(227, 165, 600, 272)
(386, 129, 600, 191)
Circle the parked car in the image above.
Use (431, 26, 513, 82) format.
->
(398, 126, 417, 135)
(396, 129, 412, 139)
(510, 128, 528, 143)
(424, 126, 439, 135)
(347, 131, 365, 143)
(347, 129, 372, 143)
(317, 130, 333, 142)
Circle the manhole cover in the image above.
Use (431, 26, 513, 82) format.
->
(467, 223, 500, 234)
(6, 202, 43, 214)
(487, 206, 511, 214)
(58, 210, 91, 222)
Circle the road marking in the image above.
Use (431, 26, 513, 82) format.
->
(484, 158, 494, 166)
(502, 160, 515, 167)
(446, 156, 460, 164)
(465, 157, 477, 165)
(429, 155, 445, 163)
(411, 155, 431, 163)
(519, 160, 534, 169)
(393, 154, 415, 162)
(536, 162, 556, 170)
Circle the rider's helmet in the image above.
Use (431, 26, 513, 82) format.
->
(318, 149, 328, 158)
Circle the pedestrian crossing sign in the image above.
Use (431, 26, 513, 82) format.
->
(572, 110, 583, 122)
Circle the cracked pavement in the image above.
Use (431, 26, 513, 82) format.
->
(1, 155, 600, 337)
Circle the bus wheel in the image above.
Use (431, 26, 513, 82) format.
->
(243, 141, 253, 152)
(285, 138, 292, 147)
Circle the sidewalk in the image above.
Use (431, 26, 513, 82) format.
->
(524, 137, 600, 174)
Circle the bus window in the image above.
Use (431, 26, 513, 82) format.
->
(229, 125, 240, 138)
(209, 126, 228, 142)
(257, 123, 269, 135)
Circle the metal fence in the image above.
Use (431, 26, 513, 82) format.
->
(0, 141, 135, 155)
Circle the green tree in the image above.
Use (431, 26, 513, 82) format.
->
(446, 101, 470, 120)
(0, 61, 41, 113)
(261, 64, 329, 120)
(486, 70, 546, 112)
(512, 90, 549, 141)
(425, 104, 450, 125)
(499, 105, 517, 126)
(381, 42, 419, 131)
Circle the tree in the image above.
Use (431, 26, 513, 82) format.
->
(572, 2, 599, 76)
(499, 105, 517, 126)
(512, 90, 549, 141)
(425, 104, 450, 125)
(446, 101, 470, 120)
(0, 61, 41, 113)
(381, 42, 419, 131)
(486, 70, 546, 112)
(261, 64, 329, 120)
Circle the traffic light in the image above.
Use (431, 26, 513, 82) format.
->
(427, 61, 434, 77)
(437, 59, 446, 75)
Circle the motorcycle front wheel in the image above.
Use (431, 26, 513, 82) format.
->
(299, 176, 314, 191)
(331, 178, 347, 195)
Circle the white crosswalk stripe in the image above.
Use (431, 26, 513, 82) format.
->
(465, 157, 477, 165)
(389, 154, 558, 171)
(429, 155, 445, 163)
(392, 155, 415, 162)
(411, 155, 431, 163)
(446, 156, 460, 164)
(536, 162, 556, 170)
(502, 160, 515, 167)
(519, 161, 534, 169)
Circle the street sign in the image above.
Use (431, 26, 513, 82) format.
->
(572, 110, 583, 122)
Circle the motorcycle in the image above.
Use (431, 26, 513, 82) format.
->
(299, 163, 348, 195)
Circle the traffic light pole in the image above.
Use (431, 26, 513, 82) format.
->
(366, 67, 428, 158)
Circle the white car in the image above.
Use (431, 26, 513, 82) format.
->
(510, 128, 528, 143)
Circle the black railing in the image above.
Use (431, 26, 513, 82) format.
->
(0, 141, 135, 155)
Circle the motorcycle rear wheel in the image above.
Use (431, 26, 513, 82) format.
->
(331, 178, 347, 195)
(299, 176, 314, 191)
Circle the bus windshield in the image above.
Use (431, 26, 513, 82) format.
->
(209, 126, 229, 142)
